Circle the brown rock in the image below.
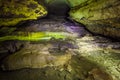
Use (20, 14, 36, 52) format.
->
(87, 68, 113, 80)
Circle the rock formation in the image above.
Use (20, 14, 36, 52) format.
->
(68, 0, 120, 40)
(0, 0, 47, 26)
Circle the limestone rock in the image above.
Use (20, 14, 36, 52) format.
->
(68, 0, 120, 40)
(1, 42, 72, 70)
(76, 36, 120, 80)
(0, 0, 47, 26)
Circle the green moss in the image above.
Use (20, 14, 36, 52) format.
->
(0, 32, 75, 41)
(0, 0, 47, 26)
(69, 0, 110, 20)
(68, 0, 120, 39)
(67, 0, 94, 7)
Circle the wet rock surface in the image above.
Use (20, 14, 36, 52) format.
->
(0, 17, 120, 80)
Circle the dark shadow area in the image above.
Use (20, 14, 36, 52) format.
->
(44, 0, 70, 18)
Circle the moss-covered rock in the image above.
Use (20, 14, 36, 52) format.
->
(68, 0, 120, 40)
(67, 0, 94, 7)
(0, 0, 47, 26)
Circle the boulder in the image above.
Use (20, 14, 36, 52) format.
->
(1, 42, 72, 70)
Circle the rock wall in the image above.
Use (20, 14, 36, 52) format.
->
(68, 0, 120, 40)
(0, 0, 47, 26)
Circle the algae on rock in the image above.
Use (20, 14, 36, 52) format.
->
(68, 0, 120, 40)
(0, 0, 47, 26)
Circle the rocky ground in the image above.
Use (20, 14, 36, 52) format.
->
(0, 17, 120, 80)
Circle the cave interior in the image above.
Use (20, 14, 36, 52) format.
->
(0, 0, 120, 80)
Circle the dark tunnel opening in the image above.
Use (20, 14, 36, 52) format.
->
(44, 0, 70, 18)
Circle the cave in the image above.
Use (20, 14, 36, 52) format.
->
(0, 0, 120, 80)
